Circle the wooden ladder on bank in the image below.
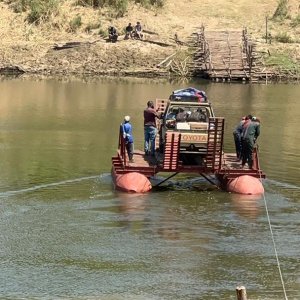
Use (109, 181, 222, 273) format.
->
(163, 132, 181, 171)
(205, 118, 225, 171)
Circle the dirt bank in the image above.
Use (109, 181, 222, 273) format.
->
(0, 0, 299, 79)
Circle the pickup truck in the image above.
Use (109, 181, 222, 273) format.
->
(156, 89, 215, 165)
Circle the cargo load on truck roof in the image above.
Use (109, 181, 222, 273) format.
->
(169, 87, 207, 103)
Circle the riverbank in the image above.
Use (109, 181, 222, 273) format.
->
(0, 0, 299, 80)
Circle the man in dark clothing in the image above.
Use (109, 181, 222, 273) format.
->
(233, 116, 245, 160)
(144, 100, 160, 156)
(241, 115, 260, 169)
(125, 23, 133, 39)
(108, 26, 118, 42)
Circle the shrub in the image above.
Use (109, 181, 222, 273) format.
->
(272, 0, 289, 20)
(69, 15, 82, 32)
(98, 27, 108, 37)
(111, 0, 128, 17)
(85, 21, 101, 32)
(274, 32, 293, 43)
(76, 0, 103, 7)
(134, 0, 165, 8)
(11, 0, 27, 13)
(291, 14, 300, 27)
(26, 0, 59, 24)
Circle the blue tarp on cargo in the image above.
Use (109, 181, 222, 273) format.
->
(170, 87, 207, 102)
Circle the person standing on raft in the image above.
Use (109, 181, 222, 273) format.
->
(241, 115, 260, 169)
(143, 100, 160, 156)
(233, 116, 246, 161)
(122, 116, 134, 163)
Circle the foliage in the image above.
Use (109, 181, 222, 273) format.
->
(274, 32, 293, 43)
(76, 0, 102, 7)
(28, 0, 59, 23)
(291, 14, 300, 27)
(85, 21, 101, 32)
(11, 0, 27, 13)
(98, 27, 108, 37)
(134, 0, 165, 8)
(76, 0, 129, 17)
(6, 0, 59, 23)
(112, 0, 128, 17)
(264, 52, 300, 75)
(6, 0, 165, 22)
(69, 15, 82, 32)
(272, 0, 289, 20)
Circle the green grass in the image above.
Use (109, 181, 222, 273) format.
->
(291, 14, 300, 28)
(274, 32, 293, 43)
(264, 53, 300, 74)
(69, 15, 82, 32)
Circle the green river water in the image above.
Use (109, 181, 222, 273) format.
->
(0, 76, 299, 299)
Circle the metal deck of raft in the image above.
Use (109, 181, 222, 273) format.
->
(112, 117, 265, 187)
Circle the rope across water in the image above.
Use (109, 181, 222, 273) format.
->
(258, 158, 288, 299)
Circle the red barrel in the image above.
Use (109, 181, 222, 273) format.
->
(227, 175, 264, 195)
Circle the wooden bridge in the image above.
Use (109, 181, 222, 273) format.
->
(188, 28, 265, 82)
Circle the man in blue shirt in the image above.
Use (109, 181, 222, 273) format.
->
(122, 116, 134, 162)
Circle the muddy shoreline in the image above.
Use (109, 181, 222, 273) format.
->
(0, 41, 298, 83)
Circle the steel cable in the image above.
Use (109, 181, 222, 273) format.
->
(257, 148, 288, 300)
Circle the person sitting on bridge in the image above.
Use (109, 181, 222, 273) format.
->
(108, 26, 118, 43)
(133, 21, 143, 39)
(124, 23, 133, 39)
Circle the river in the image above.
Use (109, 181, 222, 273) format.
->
(0, 76, 299, 299)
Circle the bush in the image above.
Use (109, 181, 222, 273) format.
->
(134, 0, 165, 8)
(11, 0, 27, 13)
(272, 0, 289, 20)
(274, 32, 293, 43)
(98, 27, 108, 37)
(76, 0, 103, 7)
(26, 0, 59, 24)
(291, 14, 300, 27)
(111, 0, 128, 17)
(69, 15, 82, 32)
(85, 21, 101, 32)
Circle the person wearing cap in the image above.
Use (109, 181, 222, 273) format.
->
(233, 116, 246, 160)
(122, 115, 134, 162)
(144, 100, 160, 156)
(241, 115, 260, 169)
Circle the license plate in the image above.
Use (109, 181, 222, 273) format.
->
(181, 134, 207, 142)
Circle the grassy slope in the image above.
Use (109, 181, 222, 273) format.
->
(0, 0, 299, 74)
